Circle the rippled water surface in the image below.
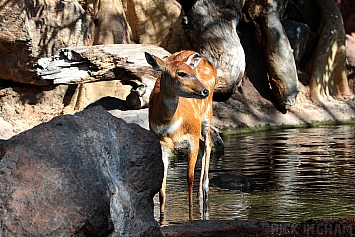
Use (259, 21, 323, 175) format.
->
(154, 125, 355, 224)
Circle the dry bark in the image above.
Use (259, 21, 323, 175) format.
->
(299, 0, 353, 102)
(182, 0, 246, 101)
(93, 0, 131, 44)
(35, 44, 170, 111)
(121, 0, 190, 52)
(244, 0, 299, 111)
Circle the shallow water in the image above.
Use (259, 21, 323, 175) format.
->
(154, 125, 355, 224)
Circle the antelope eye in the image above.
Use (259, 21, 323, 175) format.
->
(177, 72, 187, 77)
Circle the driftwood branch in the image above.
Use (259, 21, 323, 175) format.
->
(35, 44, 170, 109)
(35, 44, 168, 84)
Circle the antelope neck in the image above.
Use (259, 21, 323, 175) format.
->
(159, 90, 179, 124)
(158, 75, 180, 124)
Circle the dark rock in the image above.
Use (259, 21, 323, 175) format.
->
(161, 217, 355, 237)
(0, 106, 163, 236)
(210, 127, 225, 156)
(210, 173, 256, 192)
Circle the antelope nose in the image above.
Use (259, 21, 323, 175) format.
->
(202, 89, 209, 97)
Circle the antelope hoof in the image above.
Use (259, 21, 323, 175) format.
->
(160, 213, 169, 226)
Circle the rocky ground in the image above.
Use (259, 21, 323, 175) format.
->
(0, 82, 67, 139)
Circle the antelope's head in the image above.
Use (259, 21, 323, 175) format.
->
(145, 52, 209, 99)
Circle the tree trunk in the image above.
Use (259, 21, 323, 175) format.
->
(121, 0, 190, 52)
(299, 0, 353, 102)
(244, 0, 299, 111)
(182, 0, 246, 101)
(93, 0, 131, 44)
(260, 0, 299, 110)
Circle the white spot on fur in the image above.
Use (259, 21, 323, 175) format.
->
(203, 178, 209, 193)
(151, 117, 183, 136)
(161, 151, 170, 172)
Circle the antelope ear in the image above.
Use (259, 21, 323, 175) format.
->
(145, 52, 165, 71)
(185, 53, 202, 69)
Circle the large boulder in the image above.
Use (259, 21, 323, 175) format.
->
(0, 106, 163, 236)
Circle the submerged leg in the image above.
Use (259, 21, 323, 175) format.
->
(187, 139, 200, 221)
(159, 150, 170, 226)
(199, 126, 212, 219)
(159, 170, 168, 226)
(202, 134, 212, 201)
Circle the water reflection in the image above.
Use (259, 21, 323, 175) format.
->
(154, 125, 355, 224)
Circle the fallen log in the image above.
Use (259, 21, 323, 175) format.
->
(35, 44, 170, 110)
(0, 0, 95, 85)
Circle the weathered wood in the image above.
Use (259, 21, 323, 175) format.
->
(243, 0, 299, 112)
(35, 44, 170, 110)
(0, 0, 95, 85)
(35, 44, 169, 84)
(300, 0, 353, 102)
(259, 0, 299, 110)
(182, 0, 246, 101)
